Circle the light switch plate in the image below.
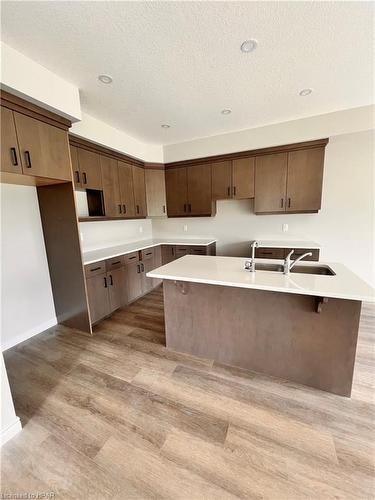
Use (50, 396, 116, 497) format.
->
(183, 225, 188, 232)
(139, 226, 143, 233)
(282, 223, 288, 233)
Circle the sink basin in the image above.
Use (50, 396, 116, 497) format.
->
(255, 263, 336, 276)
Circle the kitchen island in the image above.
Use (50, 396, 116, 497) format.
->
(148, 255, 374, 396)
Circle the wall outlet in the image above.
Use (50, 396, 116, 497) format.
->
(183, 224, 188, 232)
(139, 226, 143, 233)
(282, 223, 288, 233)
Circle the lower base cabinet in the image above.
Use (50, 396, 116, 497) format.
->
(86, 268, 126, 325)
(125, 260, 144, 302)
(255, 247, 320, 261)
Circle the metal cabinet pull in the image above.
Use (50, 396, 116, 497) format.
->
(233, 186, 236, 197)
(109, 274, 113, 286)
(288, 198, 291, 208)
(227, 186, 230, 196)
(163, 205, 166, 213)
(136, 264, 141, 273)
(104, 277, 108, 288)
(90, 266, 101, 272)
(83, 172, 87, 184)
(141, 263, 145, 272)
(136, 204, 140, 214)
(280, 198, 284, 208)
(123, 204, 126, 214)
(172, 247, 175, 256)
(25, 151, 32, 168)
(75, 171, 80, 183)
(10, 148, 18, 166)
(184, 204, 187, 212)
(188, 204, 192, 212)
(111, 261, 121, 265)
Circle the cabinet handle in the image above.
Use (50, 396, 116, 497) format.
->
(83, 172, 87, 184)
(75, 170, 80, 184)
(111, 261, 121, 265)
(136, 264, 141, 273)
(10, 148, 18, 166)
(288, 198, 291, 208)
(227, 186, 230, 196)
(118, 204, 122, 214)
(172, 247, 175, 256)
(163, 205, 166, 213)
(90, 266, 101, 272)
(25, 151, 32, 168)
(184, 204, 187, 212)
(136, 204, 140, 214)
(109, 274, 113, 286)
(128, 255, 136, 260)
(123, 204, 126, 214)
(188, 204, 192, 213)
(141, 263, 145, 272)
(280, 198, 284, 208)
(104, 277, 108, 288)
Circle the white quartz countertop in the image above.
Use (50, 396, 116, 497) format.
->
(82, 238, 217, 265)
(255, 240, 321, 249)
(147, 255, 374, 302)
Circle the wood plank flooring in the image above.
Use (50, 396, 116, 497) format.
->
(1, 287, 374, 499)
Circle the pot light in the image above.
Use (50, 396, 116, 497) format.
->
(240, 39, 258, 53)
(221, 109, 232, 115)
(98, 74, 113, 84)
(161, 124, 171, 129)
(299, 88, 313, 96)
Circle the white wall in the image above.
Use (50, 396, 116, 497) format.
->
(0, 42, 81, 122)
(154, 130, 375, 287)
(1, 352, 21, 445)
(163, 105, 375, 162)
(1, 184, 57, 351)
(71, 112, 164, 163)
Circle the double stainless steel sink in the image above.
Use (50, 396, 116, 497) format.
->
(255, 262, 336, 276)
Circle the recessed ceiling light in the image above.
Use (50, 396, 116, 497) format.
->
(221, 109, 232, 115)
(98, 74, 113, 84)
(240, 39, 258, 53)
(299, 88, 313, 96)
(161, 124, 171, 129)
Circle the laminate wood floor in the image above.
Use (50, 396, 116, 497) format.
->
(2, 286, 374, 499)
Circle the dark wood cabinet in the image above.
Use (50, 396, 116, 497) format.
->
(100, 156, 122, 217)
(76, 148, 102, 189)
(13, 111, 71, 181)
(254, 153, 288, 214)
(212, 160, 232, 200)
(125, 260, 143, 302)
(107, 267, 126, 311)
(86, 273, 111, 325)
(232, 157, 255, 199)
(255, 247, 320, 261)
(165, 167, 188, 216)
(286, 148, 325, 212)
(1, 107, 22, 174)
(70, 145, 81, 188)
(161, 245, 177, 264)
(132, 165, 147, 217)
(118, 161, 136, 218)
(187, 163, 212, 215)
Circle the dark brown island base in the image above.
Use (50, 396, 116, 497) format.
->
(148, 255, 374, 397)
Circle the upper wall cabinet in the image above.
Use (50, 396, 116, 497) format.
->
(145, 169, 166, 217)
(100, 155, 121, 217)
(132, 165, 147, 217)
(165, 167, 188, 216)
(76, 148, 102, 190)
(254, 147, 325, 214)
(118, 161, 136, 217)
(1, 110, 72, 181)
(212, 157, 255, 200)
(1, 107, 22, 175)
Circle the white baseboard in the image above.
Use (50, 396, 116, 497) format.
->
(1, 317, 57, 352)
(1, 417, 22, 446)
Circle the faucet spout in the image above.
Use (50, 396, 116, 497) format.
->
(283, 250, 313, 274)
(245, 240, 258, 272)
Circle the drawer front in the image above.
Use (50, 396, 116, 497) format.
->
(176, 245, 190, 257)
(289, 248, 320, 261)
(106, 256, 124, 271)
(124, 251, 140, 264)
(255, 248, 285, 259)
(189, 246, 207, 255)
(141, 248, 154, 261)
(84, 261, 107, 277)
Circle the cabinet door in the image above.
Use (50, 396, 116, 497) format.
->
(232, 157, 255, 199)
(100, 156, 122, 217)
(165, 167, 188, 216)
(118, 161, 136, 217)
(125, 261, 143, 302)
(286, 148, 325, 212)
(70, 145, 82, 188)
(254, 153, 288, 213)
(187, 163, 212, 215)
(211, 160, 232, 200)
(107, 267, 126, 312)
(77, 148, 102, 189)
(132, 166, 147, 217)
(176, 245, 189, 258)
(14, 112, 71, 180)
(161, 245, 176, 264)
(86, 274, 111, 325)
(145, 169, 167, 216)
(141, 259, 154, 294)
(1, 107, 22, 174)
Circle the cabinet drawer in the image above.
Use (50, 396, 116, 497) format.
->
(106, 256, 124, 271)
(141, 248, 154, 261)
(85, 261, 106, 277)
(189, 246, 206, 255)
(124, 251, 140, 264)
(255, 248, 285, 259)
(289, 248, 320, 261)
(176, 245, 190, 257)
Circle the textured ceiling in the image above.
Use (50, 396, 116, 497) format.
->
(1, 1, 374, 145)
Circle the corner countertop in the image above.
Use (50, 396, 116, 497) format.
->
(82, 238, 217, 265)
(147, 255, 374, 302)
(255, 240, 321, 249)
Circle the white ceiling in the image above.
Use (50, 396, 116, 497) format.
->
(1, 1, 374, 146)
